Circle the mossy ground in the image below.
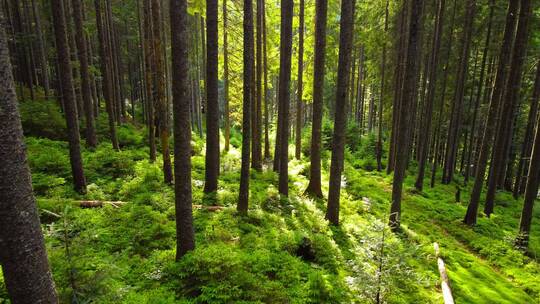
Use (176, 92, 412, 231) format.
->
(0, 99, 539, 303)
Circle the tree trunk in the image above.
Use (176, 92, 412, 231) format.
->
(151, 0, 173, 184)
(464, 0, 519, 226)
(0, 17, 58, 303)
(252, 0, 263, 169)
(95, 0, 119, 150)
(31, 0, 50, 97)
(294, 0, 304, 160)
(304, 0, 327, 198)
(238, 0, 254, 214)
(263, 0, 270, 160)
(442, 0, 475, 184)
(277, 0, 294, 196)
(223, 0, 230, 152)
(326, 0, 355, 225)
(514, 61, 540, 198)
(414, 0, 445, 191)
(204, 0, 220, 193)
(142, 0, 156, 160)
(376, 0, 389, 172)
(72, 0, 97, 148)
(389, 0, 424, 230)
(170, 0, 195, 259)
(484, 0, 531, 217)
(52, 0, 86, 194)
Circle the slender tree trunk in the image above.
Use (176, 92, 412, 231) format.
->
(305, 0, 327, 198)
(0, 16, 58, 303)
(376, 0, 389, 171)
(204, 0, 219, 193)
(31, 0, 49, 97)
(52, 0, 86, 193)
(464, 0, 494, 183)
(223, 0, 230, 152)
(294, 0, 304, 160)
(464, 0, 519, 225)
(170, 0, 195, 259)
(142, 0, 156, 160)
(72, 0, 97, 148)
(442, 0, 475, 184)
(514, 62, 540, 198)
(238, 0, 253, 214)
(389, 0, 424, 230)
(252, 0, 263, 169)
(326, 0, 355, 225)
(95, 0, 118, 150)
(263, 0, 270, 160)
(151, 0, 173, 184)
(484, 0, 532, 217)
(414, 0, 445, 191)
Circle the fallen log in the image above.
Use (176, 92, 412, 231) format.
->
(434, 242, 454, 304)
(193, 205, 224, 212)
(77, 200, 127, 208)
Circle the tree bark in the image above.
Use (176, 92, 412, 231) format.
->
(295, 0, 304, 160)
(484, 0, 532, 217)
(52, 0, 86, 194)
(376, 0, 389, 172)
(0, 15, 58, 303)
(170, 0, 195, 259)
(204, 0, 220, 193)
(326, 0, 356, 225)
(464, 0, 519, 225)
(305, 0, 327, 198)
(238, 0, 254, 214)
(252, 0, 263, 169)
(277, 0, 294, 196)
(223, 0, 230, 152)
(389, 0, 424, 230)
(142, 0, 156, 160)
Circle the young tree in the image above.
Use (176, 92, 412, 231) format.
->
(151, 0, 173, 184)
(294, 0, 304, 160)
(0, 16, 58, 303)
(304, 0, 328, 198)
(204, 0, 220, 193)
(170, 0, 195, 259)
(52, 0, 86, 193)
(72, 0, 97, 148)
(464, 0, 519, 226)
(326, 0, 355, 225)
(484, 0, 532, 217)
(388, 0, 424, 230)
(238, 0, 254, 214)
(277, 0, 294, 196)
(95, 0, 119, 150)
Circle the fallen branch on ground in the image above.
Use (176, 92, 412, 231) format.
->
(434, 242, 454, 304)
(76, 200, 127, 208)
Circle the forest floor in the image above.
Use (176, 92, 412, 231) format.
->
(1, 100, 539, 303)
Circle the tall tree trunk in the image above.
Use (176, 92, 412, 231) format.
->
(151, 0, 173, 184)
(95, 0, 118, 150)
(52, 0, 86, 193)
(376, 0, 389, 171)
(277, 0, 294, 196)
(464, 0, 519, 226)
(464, 0, 494, 183)
(414, 0, 445, 191)
(514, 61, 540, 198)
(305, 0, 327, 198)
(142, 0, 156, 160)
(170, 0, 195, 259)
(31, 0, 49, 97)
(389, 0, 424, 230)
(238, 0, 254, 214)
(263, 0, 270, 160)
(484, 0, 532, 217)
(252, 0, 263, 169)
(223, 0, 230, 152)
(442, 0, 475, 184)
(326, 0, 355, 225)
(204, 0, 219, 193)
(294, 0, 304, 160)
(72, 0, 97, 148)
(0, 16, 58, 303)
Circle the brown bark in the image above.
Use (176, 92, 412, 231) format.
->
(252, 0, 263, 169)
(326, 0, 356, 225)
(0, 15, 58, 303)
(204, 0, 220, 193)
(376, 0, 389, 171)
(142, 0, 156, 160)
(223, 0, 230, 152)
(170, 0, 195, 258)
(295, 0, 304, 160)
(305, 0, 327, 198)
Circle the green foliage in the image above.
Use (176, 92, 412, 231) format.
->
(19, 100, 67, 140)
